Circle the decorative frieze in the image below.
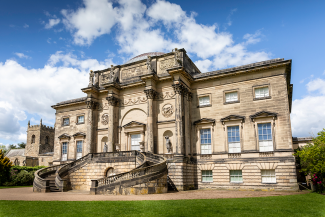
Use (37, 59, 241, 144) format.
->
(162, 103, 174, 118)
(259, 152, 274, 157)
(228, 153, 241, 158)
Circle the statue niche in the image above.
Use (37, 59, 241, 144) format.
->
(163, 130, 173, 154)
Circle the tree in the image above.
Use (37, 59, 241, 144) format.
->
(295, 129, 325, 193)
(17, 142, 26, 149)
(0, 149, 12, 185)
(0, 145, 8, 155)
(8, 144, 17, 149)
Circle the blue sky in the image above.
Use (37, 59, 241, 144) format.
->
(1, 0, 325, 146)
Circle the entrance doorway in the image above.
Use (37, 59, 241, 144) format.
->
(131, 134, 141, 151)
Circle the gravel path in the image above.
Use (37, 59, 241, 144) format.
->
(0, 187, 308, 201)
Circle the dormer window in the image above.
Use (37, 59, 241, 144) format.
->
(63, 118, 69, 126)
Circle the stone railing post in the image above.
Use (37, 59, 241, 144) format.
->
(106, 95, 119, 152)
(85, 99, 97, 155)
(90, 180, 98, 195)
(144, 89, 158, 153)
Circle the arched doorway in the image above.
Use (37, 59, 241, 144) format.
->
(104, 167, 115, 177)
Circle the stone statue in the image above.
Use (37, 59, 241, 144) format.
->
(110, 65, 115, 80)
(103, 142, 108, 152)
(146, 56, 153, 72)
(165, 136, 172, 153)
(173, 48, 182, 67)
(89, 70, 94, 86)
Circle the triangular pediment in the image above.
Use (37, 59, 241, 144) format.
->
(73, 132, 86, 138)
(250, 111, 278, 121)
(193, 118, 215, 125)
(58, 133, 71, 139)
(122, 121, 146, 128)
(220, 115, 245, 123)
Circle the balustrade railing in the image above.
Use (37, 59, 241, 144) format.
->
(33, 164, 65, 192)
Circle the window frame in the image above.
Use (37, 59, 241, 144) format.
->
(201, 170, 213, 183)
(227, 125, 241, 153)
(253, 84, 271, 101)
(200, 128, 212, 155)
(197, 93, 212, 108)
(230, 170, 243, 183)
(261, 169, 276, 183)
(130, 133, 142, 151)
(62, 117, 70, 126)
(76, 114, 85, 125)
(224, 89, 240, 104)
(76, 140, 83, 160)
(61, 142, 68, 161)
(257, 122, 274, 152)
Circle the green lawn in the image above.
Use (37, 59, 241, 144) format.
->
(0, 193, 324, 217)
(0, 186, 32, 189)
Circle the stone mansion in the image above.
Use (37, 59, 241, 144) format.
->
(31, 48, 298, 194)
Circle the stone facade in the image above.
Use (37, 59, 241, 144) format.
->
(51, 49, 298, 192)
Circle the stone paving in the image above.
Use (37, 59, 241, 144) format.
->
(0, 187, 308, 201)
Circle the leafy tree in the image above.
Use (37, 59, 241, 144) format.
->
(295, 129, 325, 193)
(8, 144, 17, 149)
(0, 145, 8, 155)
(0, 149, 13, 185)
(17, 142, 26, 149)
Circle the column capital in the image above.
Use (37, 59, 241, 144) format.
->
(186, 92, 192, 101)
(86, 100, 98, 109)
(172, 82, 189, 95)
(106, 96, 119, 106)
(144, 89, 158, 99)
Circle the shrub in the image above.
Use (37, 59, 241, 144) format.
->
(0, 149, 12, 185)
(11, 170, 35, 186)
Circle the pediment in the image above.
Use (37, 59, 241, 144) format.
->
(250, 111, 278, 121)
(122, 121, 146, 128)
(220, 115, 245, 123)
(58, 133, 71, 139)
(193, 118, 215, 125)
(72, 132, 86, 138)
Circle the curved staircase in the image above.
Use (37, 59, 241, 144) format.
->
(33, 151, 168, 195)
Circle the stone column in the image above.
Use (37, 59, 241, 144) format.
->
(85, 100, 97, 155)
(106, 96, 119, 152)
(185, 92, 192, 156)
(144, 89, 157, 153)
(172, 82, 186, 155)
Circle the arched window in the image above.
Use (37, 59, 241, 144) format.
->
(14, 158, 19, 166)
(45, 136, 49, 144)
(32, 135, 35, 143)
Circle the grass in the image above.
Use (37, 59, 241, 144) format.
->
(0, 185, 32, 189)
(0, 193, 324, 217)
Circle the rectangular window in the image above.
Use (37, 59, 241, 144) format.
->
(199, 96, 210, 106)
(200, 129, 211, 154)
(261, 170, 276, 183)
(225, 92, 238, 102)
(228, 126, 241, 153)
(131, 134, 141, 151)
(63, 118, 69, 126)
(77, 116, 84, 124)
(62, 142, 68, 161)
(202, 170, 213, 182)
(230, 170, 243, 183)
(258, 123, 273, 152)
(255, 87, 269, 98)
(76, 141, 83, 160)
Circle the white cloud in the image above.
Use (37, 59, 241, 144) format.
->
(61, 0, 117, 45)
(58, 0, 270, 70)
(194, 59, 212, 73)
(291, 78, 325, 137)
(307, 78, 325, 95)
(0, 52, 113, 141)
(45, 18, 60, 29)
(23, 24, 29, 28)
(15, 52, 30, 59)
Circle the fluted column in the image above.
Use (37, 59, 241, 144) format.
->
(144, 89, 157, 153)
(172, 82, 186, 155)
(185, 92, 192, 156)
(85, 100, 97, 155)
(106, 96, 119, 152)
